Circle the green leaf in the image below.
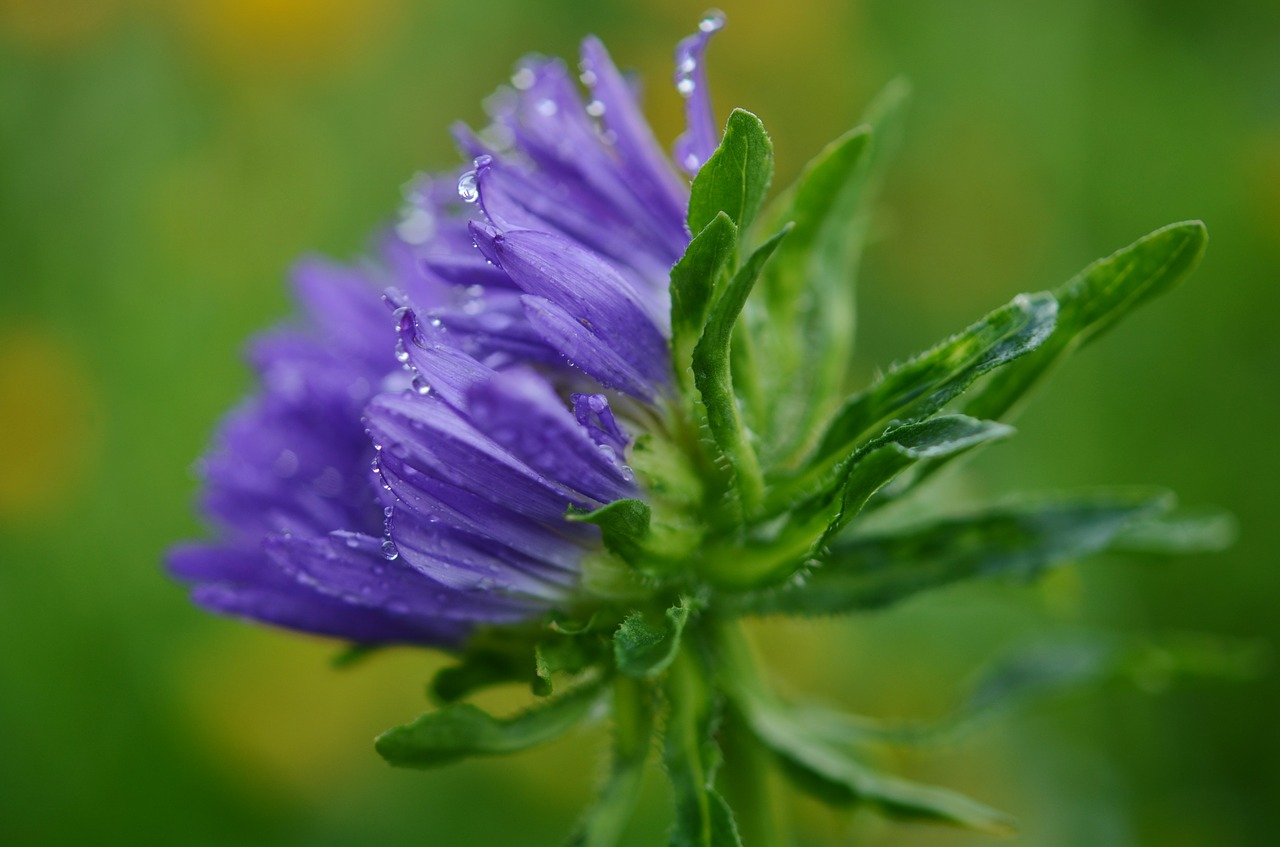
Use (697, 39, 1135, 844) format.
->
(736, 489, 1180, 616)
(663, 650, 743, 847)
(798, 416, 1014, 549)
(950, 633, 1268, 735)
(1110, 506, 1238, 554)
(670, 213, 739, 393)
(568, 676, 656, 847)
(965, 221, 1208, 423)
(811, 291, 1058, 463)
(692, 226, 791, 518)
(739, 689, 1015, 835)
(614, 598, 693, 678)
(430, 629, 538, 704)
(687, 109, 774, 236)
(706, 416, 1012, 590)
(751, 80, 910, 461)
(376, 678, 604, 769)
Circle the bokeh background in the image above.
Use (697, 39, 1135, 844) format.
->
(2, 1, 1277, 844)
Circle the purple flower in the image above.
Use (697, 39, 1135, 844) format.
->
(169, 21, 727, 647)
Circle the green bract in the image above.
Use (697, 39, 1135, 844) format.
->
(374, 86, 1244, 846)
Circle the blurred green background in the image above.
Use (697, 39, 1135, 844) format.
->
(2, 1, 1277, 844)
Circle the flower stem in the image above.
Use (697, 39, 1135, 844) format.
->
(709, 619, 788, 847)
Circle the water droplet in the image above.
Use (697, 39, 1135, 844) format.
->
(273, 449, 299, 479)
(457, 170, 479, 203)
(699, 9, 726, 32)
(383, 506, 394, 518)
(411, 375, 432, 396)
(585, 100, 606, 117)
(579, 69, 598, 87)
(344, 536, 360, 549)
(511, 66, 536, 90)
(428, 317, 443, 328)
(620, 465, 634, 482)
(535, 98, 558, 117)
(676, 77, 695, 97)
(473, 153, 493, 169)
(381, 539, 399, 560)
(395, 344, 410, 363)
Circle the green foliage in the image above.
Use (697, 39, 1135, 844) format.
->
(687, 109, 774, 236)
(614, 598, 693, 679)
(376, 678, 605, 769)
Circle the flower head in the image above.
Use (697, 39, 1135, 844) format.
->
(171, 14, 1227, 846)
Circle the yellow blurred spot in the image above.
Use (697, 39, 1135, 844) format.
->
(178, 0, 404, 76)
(178, 630, 447, 796)
(0, 0, 122, 50)
(0, 327, 100, 524)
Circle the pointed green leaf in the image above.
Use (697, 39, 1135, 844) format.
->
(1110, 506, 1238, 554)
(663, 651, 743, 847)
(614, 598, 693, 679)
(707, 416, 1012, 590)
(692, 226, 791, 517)
(737, 490, 1182, 616)
(670, 213, 739, 392)
(376, 679, 604, 769)
(740, 691, 1015, 835)
(967, 221, 1208, 422)
(812, 292, 1058, 462)
(687, 109, 774, 235)
(800, 416, 1014, 550)
(752, 80, 910, 460)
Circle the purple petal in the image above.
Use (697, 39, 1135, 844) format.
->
(377, 449, 595, 568)
(579, 36, 691, 240)
(572, 392, 629, 453)
(520, 295, 657, 399)
(467, 368, 635, 504)
(388, 506, 575, 598)
(365, 391, 591, 521)
(191, 580, 469, 646)
(672, 11, 726, 175)
(393, 308, 496, 409)
(266, 532, 538, 622)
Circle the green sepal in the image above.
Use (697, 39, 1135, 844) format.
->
(568, 676, 656, 847)
(614, 597, 694, 679)
(734, 489, 1186, 616)
(663, 649, 743, 847)
(687, 109, 774, 236)
(569, 499, 653, 563)
(534, 635, 598, 697)
(671, 213, 739, 394)
(376, 677, 605, 769)
(692, 225, 792, 518)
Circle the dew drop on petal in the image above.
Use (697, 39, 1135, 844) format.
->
(699, 9, 726, 32)
(411, 375, 432, 396)
(381, 539, 399, 561)
(585, 99, 606, 117)
(676, 77, 695, 97)
(511, 66, 536, 90)
(457, 170, 480, 203)
(535, 98, 558, 117)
